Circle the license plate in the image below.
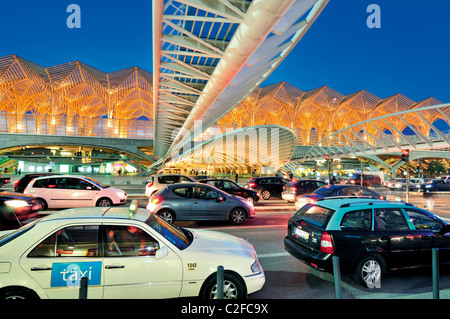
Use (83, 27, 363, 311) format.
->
(294, 227, 309, 240)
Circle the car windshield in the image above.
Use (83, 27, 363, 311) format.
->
(0, 219, 39, 247)
(84, 177, 108, 188)
(144, 213, 192, 250)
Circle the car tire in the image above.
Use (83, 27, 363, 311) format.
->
(96, 197, 112, 207)
(260, 190, 271, 200)
(0, 287, 39, 299)
(229, 208, 246, 225)
(200, 272, 246, 299)
(353, 254, 386, 288)
(157, 209, 175, 224)
(36, 198, 47, 211)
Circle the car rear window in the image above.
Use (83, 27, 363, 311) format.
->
(313, 186, 335, 196)
(32, 178, 48, 188)
(290, 204, 335, 228)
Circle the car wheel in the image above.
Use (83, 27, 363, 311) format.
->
(157, 209, 175, 224)
(353, 254, 386, 288)
(0, 287, 39, 299)
(201, 273, 246, 299)
(36, 198, 47, 211)
(260, 190, 271, 200)
(229, 208, 246, 225)
(96, 198, 112, 207)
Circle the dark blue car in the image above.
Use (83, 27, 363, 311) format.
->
(420, 179, 450, 193)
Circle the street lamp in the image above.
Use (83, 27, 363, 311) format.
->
(401, 149, 410, 202)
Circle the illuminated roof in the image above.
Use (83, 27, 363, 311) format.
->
(1, 55, 447, 168)
(0, 54, 153, 120)
(217, 81, 445, 146)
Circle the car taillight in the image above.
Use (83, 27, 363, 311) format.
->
(147, 182, 153, 187)
(291, 187, 296, 191)
(249, 183, 257, 188)
(320, 232, 334, 254)
(14, 180, 19, 187)
(151, 197, 160, 205)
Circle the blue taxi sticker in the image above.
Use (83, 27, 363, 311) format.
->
(51, 262, 102, 287)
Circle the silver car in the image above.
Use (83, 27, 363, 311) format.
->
(145, 174, 197, 197)
(146, 183, 256, 225)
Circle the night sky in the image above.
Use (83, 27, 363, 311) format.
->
(1, 0, 449, 102)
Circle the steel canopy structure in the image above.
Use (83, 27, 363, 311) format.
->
(0, 54, 154, 136)
(152, 0, 329, 162)
(168, 125, 297, 172)
(299, 102, 450, 161)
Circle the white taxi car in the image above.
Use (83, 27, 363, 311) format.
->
(0, 202, 264, 299)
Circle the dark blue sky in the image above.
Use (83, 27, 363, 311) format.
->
(1, 0, 449, 102)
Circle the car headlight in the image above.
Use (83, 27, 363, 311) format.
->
(5, 200, 30, 208)
(244, 199, 253, 207)
(251, 260, 262, 273)
(426, 185, 432, 188)
(117, 192, 126, 198)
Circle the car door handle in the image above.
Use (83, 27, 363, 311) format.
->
(105, 265, 125, 269)
(31, 266, 52, 271)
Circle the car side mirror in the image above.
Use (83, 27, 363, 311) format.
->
(217, 194, 225, 202)
(155, 246, 169, 260)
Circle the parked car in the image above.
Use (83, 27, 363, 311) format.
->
(0, 174, 11, 188)
(200, 179, 260, 203)
(284, 198, 450, 287)
(0, 204, 264, 299)
(147, 183, 255, 225)
(0, 191, 42, 230)
(13, 173, 62, 193)
(23, 175, 127, 210)
(420, 179, 450, 193)
(192, 175, 209, 181)
(145, 174, 197, 197)
(282, 179, 326, 203)
(346, 174, 382, 187)
(244, 176, 290, 200)
(294, 185, 384, 210)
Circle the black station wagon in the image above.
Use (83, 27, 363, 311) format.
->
(284, 198, 450, 287)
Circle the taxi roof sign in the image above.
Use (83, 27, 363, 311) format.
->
(128, 200, 138, 218)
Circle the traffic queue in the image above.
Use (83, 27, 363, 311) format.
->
(0, 172, 449, 299)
